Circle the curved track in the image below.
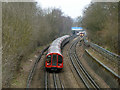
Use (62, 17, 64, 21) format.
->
(26, 46, 49, 88)
(68, 37, 99, 88)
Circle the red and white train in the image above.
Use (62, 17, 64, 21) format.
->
(45, 35, 70, 70)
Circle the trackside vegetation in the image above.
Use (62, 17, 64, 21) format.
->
(77, 2, 118, 55)
(2, 2, 73, 87)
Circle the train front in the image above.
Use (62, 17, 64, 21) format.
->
(45, 52, 63, 70)
(45, 37, 64, 70)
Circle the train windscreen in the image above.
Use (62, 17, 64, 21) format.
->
(52, 54, 57, 66)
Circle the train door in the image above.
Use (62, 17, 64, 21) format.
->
(58, 55, 62, 66)
(52, 54, 57, 66)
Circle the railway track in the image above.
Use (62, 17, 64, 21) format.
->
(53, 72, 64, 89)
(68, 37, 99, 89)
(26, 46, 49, 88)
(83, 38, 120, 87)
(45, 71, 48, 89)
(45, 71, 64, 89)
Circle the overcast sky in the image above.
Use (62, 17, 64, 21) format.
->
(36, 0, 92, 19)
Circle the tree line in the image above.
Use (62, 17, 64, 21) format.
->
(77, 2, 118, 55)
(2, 2, 73, 87)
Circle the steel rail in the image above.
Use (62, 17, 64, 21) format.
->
(45, 71, 48, 90)
(69, 38, 99, 89)
(74, 40, 99, 88)
(53, 72, 64, 89)
(26, 46, 49, 88)
(53, 73, 58, 89)
(85, 49, 120, 79)
(69, 53, 90, 88)
(69, 39, 90, 88)
(58, 74, 64, 89)
(83, 38, 120, 62)
(84, 38, 120, 79)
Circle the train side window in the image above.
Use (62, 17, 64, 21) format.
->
(58, 55, 62, 63)
(47, 55, 51, 63)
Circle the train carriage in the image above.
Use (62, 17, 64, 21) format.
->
(45, 35, 70, 70)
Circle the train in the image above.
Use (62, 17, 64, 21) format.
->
(79, 30, 86, 37)
(71, 27, 86, 37)
(80, 32, 85, 37)
(75, 30, 86, 37)
(45, 35, 70, 70)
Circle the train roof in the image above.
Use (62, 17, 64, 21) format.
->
(47, 35, 70, 55)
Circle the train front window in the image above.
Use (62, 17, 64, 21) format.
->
(47, 55, 51, 63)
(58, 55, 62, 63)
(53, 55, 57, 61)
(52, 54, 57, 66)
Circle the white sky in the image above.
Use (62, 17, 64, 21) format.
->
(36, 0, 92, 18)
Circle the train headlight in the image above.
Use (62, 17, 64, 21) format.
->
(58, 64, 62, 66)
(47, 63, 51, 65)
